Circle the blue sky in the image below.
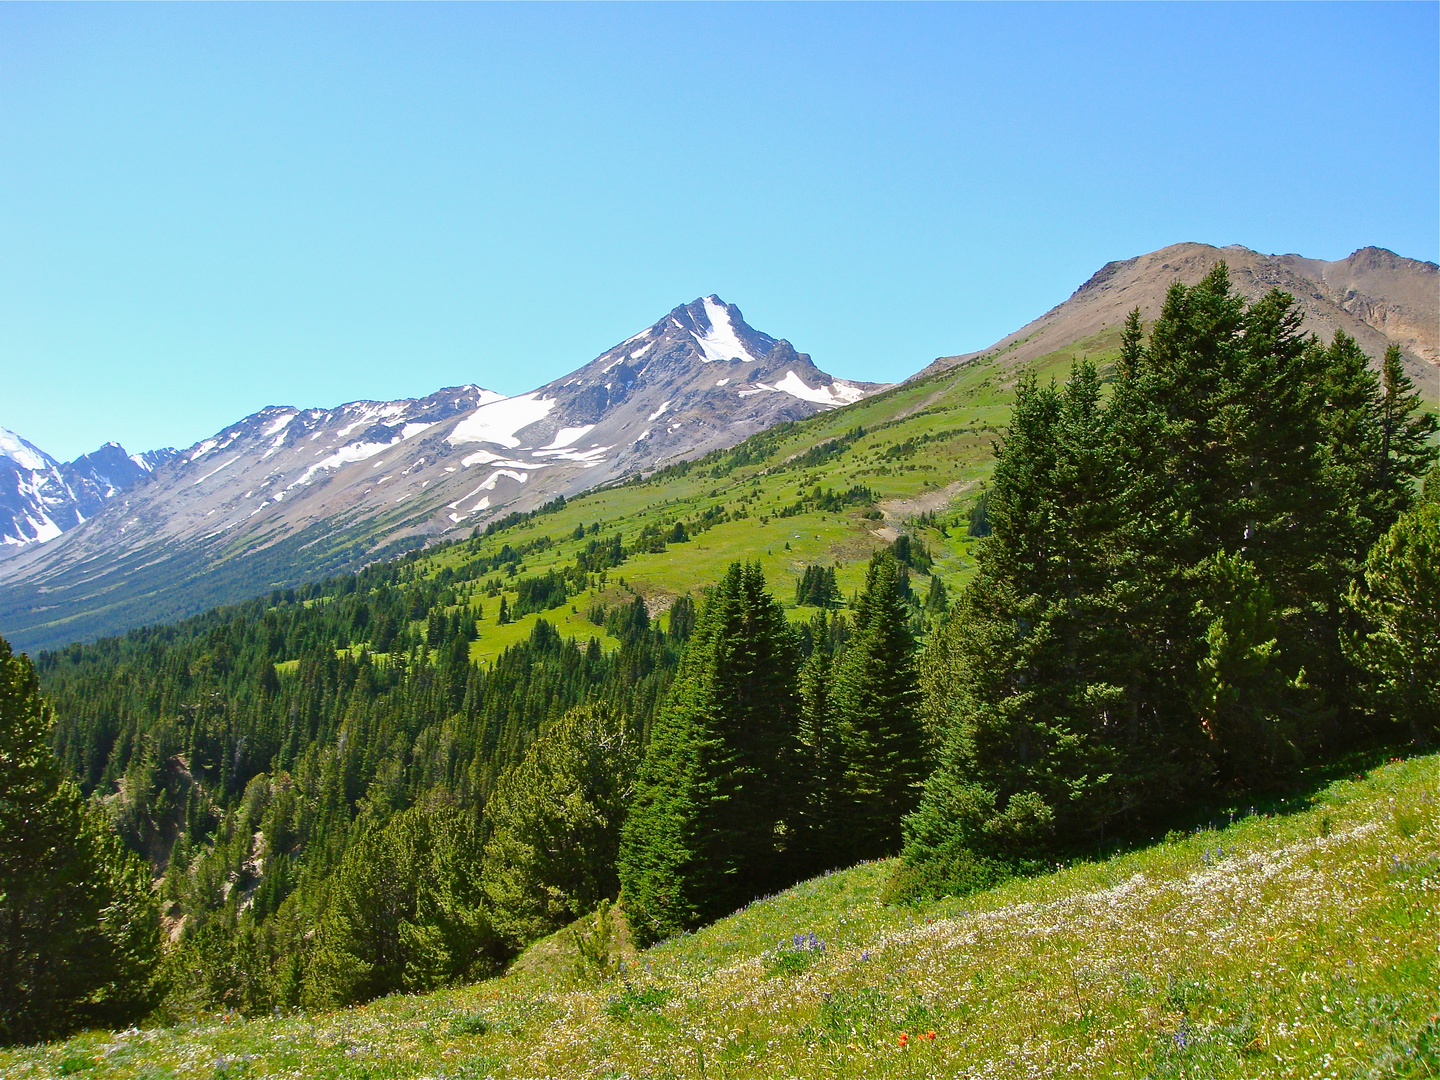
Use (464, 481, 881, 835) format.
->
(3, 3, 1436, 460)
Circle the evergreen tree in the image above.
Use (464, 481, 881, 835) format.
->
(481, 703, 638, 951)
(1189, 551, 1306, 787)
(898, 267, 1424, 899)
(1423, 464, 1440, 506)
(0, 635, 160, 1045)
(793, 616, 846, 873)
(907, 362, 1125, 880)
(794, 565, 839, 608)
(923, 574, 948, 615)
(1343, 504, 1440, 745)
(617, 562, 800, 944)
(1377, 346, 1440, 518)
(831, 551, 927, 860)
(304, 800, 496, 1007)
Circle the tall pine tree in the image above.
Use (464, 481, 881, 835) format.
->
(899, 265, 1432, 899)
(617, 563, 800, 945)
(0, 635, 160, 1045)
(481, 703, 638, 951)
(830, 551, 927, 860)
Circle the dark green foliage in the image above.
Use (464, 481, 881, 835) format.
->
(967, 489, 992, 537)
(1343, 504, 1440, 744)
(1423, 464, 1440, 505)
(888, 534, 932, 573)
(881, 428, 962, 462)
(575, 532, 625, 573)
(481, 704, 638, 951)
(830, 552, 928, 860)
(0, 636, 160, 1045)
(923, 574, 948, 614)
(793, 615, 847, 873)
(776, 485, 877, 519)
(666, 595, 697, 643)
(513, 570, 570, 618)
(618, 563, 801, 944)
(1377, 347, 1439, 518)
(794, 564, 840, 608)
(776, 426, 868, 473)
(629, 520, 691, 555)
(900, 267, 1437, 900)
(304, 799, 498, 1006)
(33, 546, 687, 1017)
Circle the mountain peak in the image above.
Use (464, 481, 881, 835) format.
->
(0, 429, 177, 554)
(0, 427, 58, 474)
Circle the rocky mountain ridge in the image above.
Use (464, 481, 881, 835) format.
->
(0, 297, 878, 647)
(916, 244, 1439, 397)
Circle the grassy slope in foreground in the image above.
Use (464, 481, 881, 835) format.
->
(6, 753, 1435, 1079)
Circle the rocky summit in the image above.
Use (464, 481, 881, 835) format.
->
(0, 297, 879, 648)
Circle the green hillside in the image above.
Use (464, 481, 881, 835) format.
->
(3, 751, 1432, 1080)
(398, 339, 1089, 663)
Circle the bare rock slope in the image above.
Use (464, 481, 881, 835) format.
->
(916, 244, 1438, 397)
(0, 297, 878, 649)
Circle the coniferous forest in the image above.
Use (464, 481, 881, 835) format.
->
(2, 269, 1437, 1045)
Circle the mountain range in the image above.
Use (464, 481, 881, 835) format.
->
(0, 243, 1434, 652)
(0, 297, 877, 647)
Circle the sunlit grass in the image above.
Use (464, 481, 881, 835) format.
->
(6, 753, 1433, 1079)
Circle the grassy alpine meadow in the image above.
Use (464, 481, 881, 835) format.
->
(6, 752, 1433, 1080)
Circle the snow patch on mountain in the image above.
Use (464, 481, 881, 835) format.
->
(448, 393, 558, 448)
(541, 425, 596, 449)
(771, 370, 868, 406)
(193, 456, 242, 485)
(693, 297, 758, 364)
(460, 449, 531, 469)
(0, 428, 55, 473)
(261, 412, 298, 438)
(533, 444, 610, 465)
(289, 442, 391, 489)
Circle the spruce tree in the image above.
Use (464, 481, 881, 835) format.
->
(0, 635, 160, 1045)
(1377, 345, 1440, 519)
(1343, 504, 1440, 745)
(481, 704, 637, 951)
(794, 615, 846, 873)
(304, 801, 496, 1007)
(831, 551, 927, 860)
(899, 269, 1410, 899)
(617, 562, 800, 944)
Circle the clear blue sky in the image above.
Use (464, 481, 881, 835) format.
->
(3, 2, 1436, 460)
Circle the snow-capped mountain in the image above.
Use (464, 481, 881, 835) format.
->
(0, 428, 174, 554)
(0, 297, 881, 649)
(440, 295, 872, 525)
